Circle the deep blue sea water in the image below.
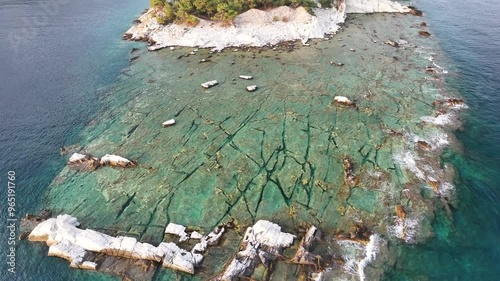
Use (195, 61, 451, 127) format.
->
(0, 0, 499, 280)
(0, 0, 147, 280)
(386, 0, 500, 280)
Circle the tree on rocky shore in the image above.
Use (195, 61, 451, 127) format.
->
(150, 0, 325, 25)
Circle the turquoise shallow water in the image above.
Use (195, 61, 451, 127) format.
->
(1, 0, 500, 280)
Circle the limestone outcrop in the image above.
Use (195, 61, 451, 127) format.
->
(68, 153, 100, 171)
(214, 220, 295, 280)
(124, 0, 410, 51)
(345, 0, 410, 13)
(291, 225, 318, 265)
(100, 154, 137, 167)
(28, 215, 223, 274)
(67, 153, 136, 170)
(334, 96, 354, 106)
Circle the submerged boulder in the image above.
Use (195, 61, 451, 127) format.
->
(246, 85, 258, 92)
(202, 80, 218, 89)
(333, 96, 354, 106)
(162, 119, 176, 127)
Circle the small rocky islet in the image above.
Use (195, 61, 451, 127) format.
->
(25, 0, 466, 280)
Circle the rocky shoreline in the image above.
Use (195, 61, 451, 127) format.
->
(25, 214, 388, 280)
(28, 3, 467, 280)
(124, 0, 411, 51)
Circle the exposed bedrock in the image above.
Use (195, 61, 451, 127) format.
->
(124, 0, 410, 51)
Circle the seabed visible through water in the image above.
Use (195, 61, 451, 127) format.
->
(36, 12, 465, 281)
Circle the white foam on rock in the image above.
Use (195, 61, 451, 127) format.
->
(335, 235, 385, 280)
(357, 234, 381, 281)
(420, 113, 457, 126)
(190, 231, 203, 239)
(126, 0, 409, 51)
(412, 130, 450, 150)
(387, 216, 420, 244)
(439, 182, 455, 198)
(393, 151, 425, 180)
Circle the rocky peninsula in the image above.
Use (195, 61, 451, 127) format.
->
(26, 0, 467, 280)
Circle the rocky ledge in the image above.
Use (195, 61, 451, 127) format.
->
(27, 214, 390, 280)
(27, 214, 224, 274)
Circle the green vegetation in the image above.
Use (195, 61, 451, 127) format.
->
(318, 0, 332, 8)
(151, 0, 318, 25)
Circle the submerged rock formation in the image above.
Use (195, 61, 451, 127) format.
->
(201, 80, 218, 89)
(40, 5, 465, 280)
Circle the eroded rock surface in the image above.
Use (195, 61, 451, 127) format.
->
(28, 215, 224, 276)
(41, 9, 464, 281)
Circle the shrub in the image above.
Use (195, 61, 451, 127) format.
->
(319, 0, 332, 8)
(175, 0, 195, 13)
(157, 3, 176, 24)
(175, 10, 200, 26)
(213, 3, 239, 22)
(152, 0, 317, 26)
(150, 0, 165, 7)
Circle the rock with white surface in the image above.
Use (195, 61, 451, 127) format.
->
(28, 215, 225, 275)
(165, 223, 189, 242)
(162, 119, 176, 127)
(215, 220, 295, 280)
(246, 85, 258, 92)
(126, 1, 410, 51)
(68, 153, 100, 170)
(68, 153, 87, 163)
(100, 154, 136, 167)
(79, 261, 98, 270)
(291, 225, 318, 265)
(346, 0, 411, 13)
(202, 80, 218, 89)
(192, 225, 225, 253)
(190, 231, 203, 239)
(334, 96, 355, 106)
(157, 242, 203, 274)
(48, 240, 87, 268)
